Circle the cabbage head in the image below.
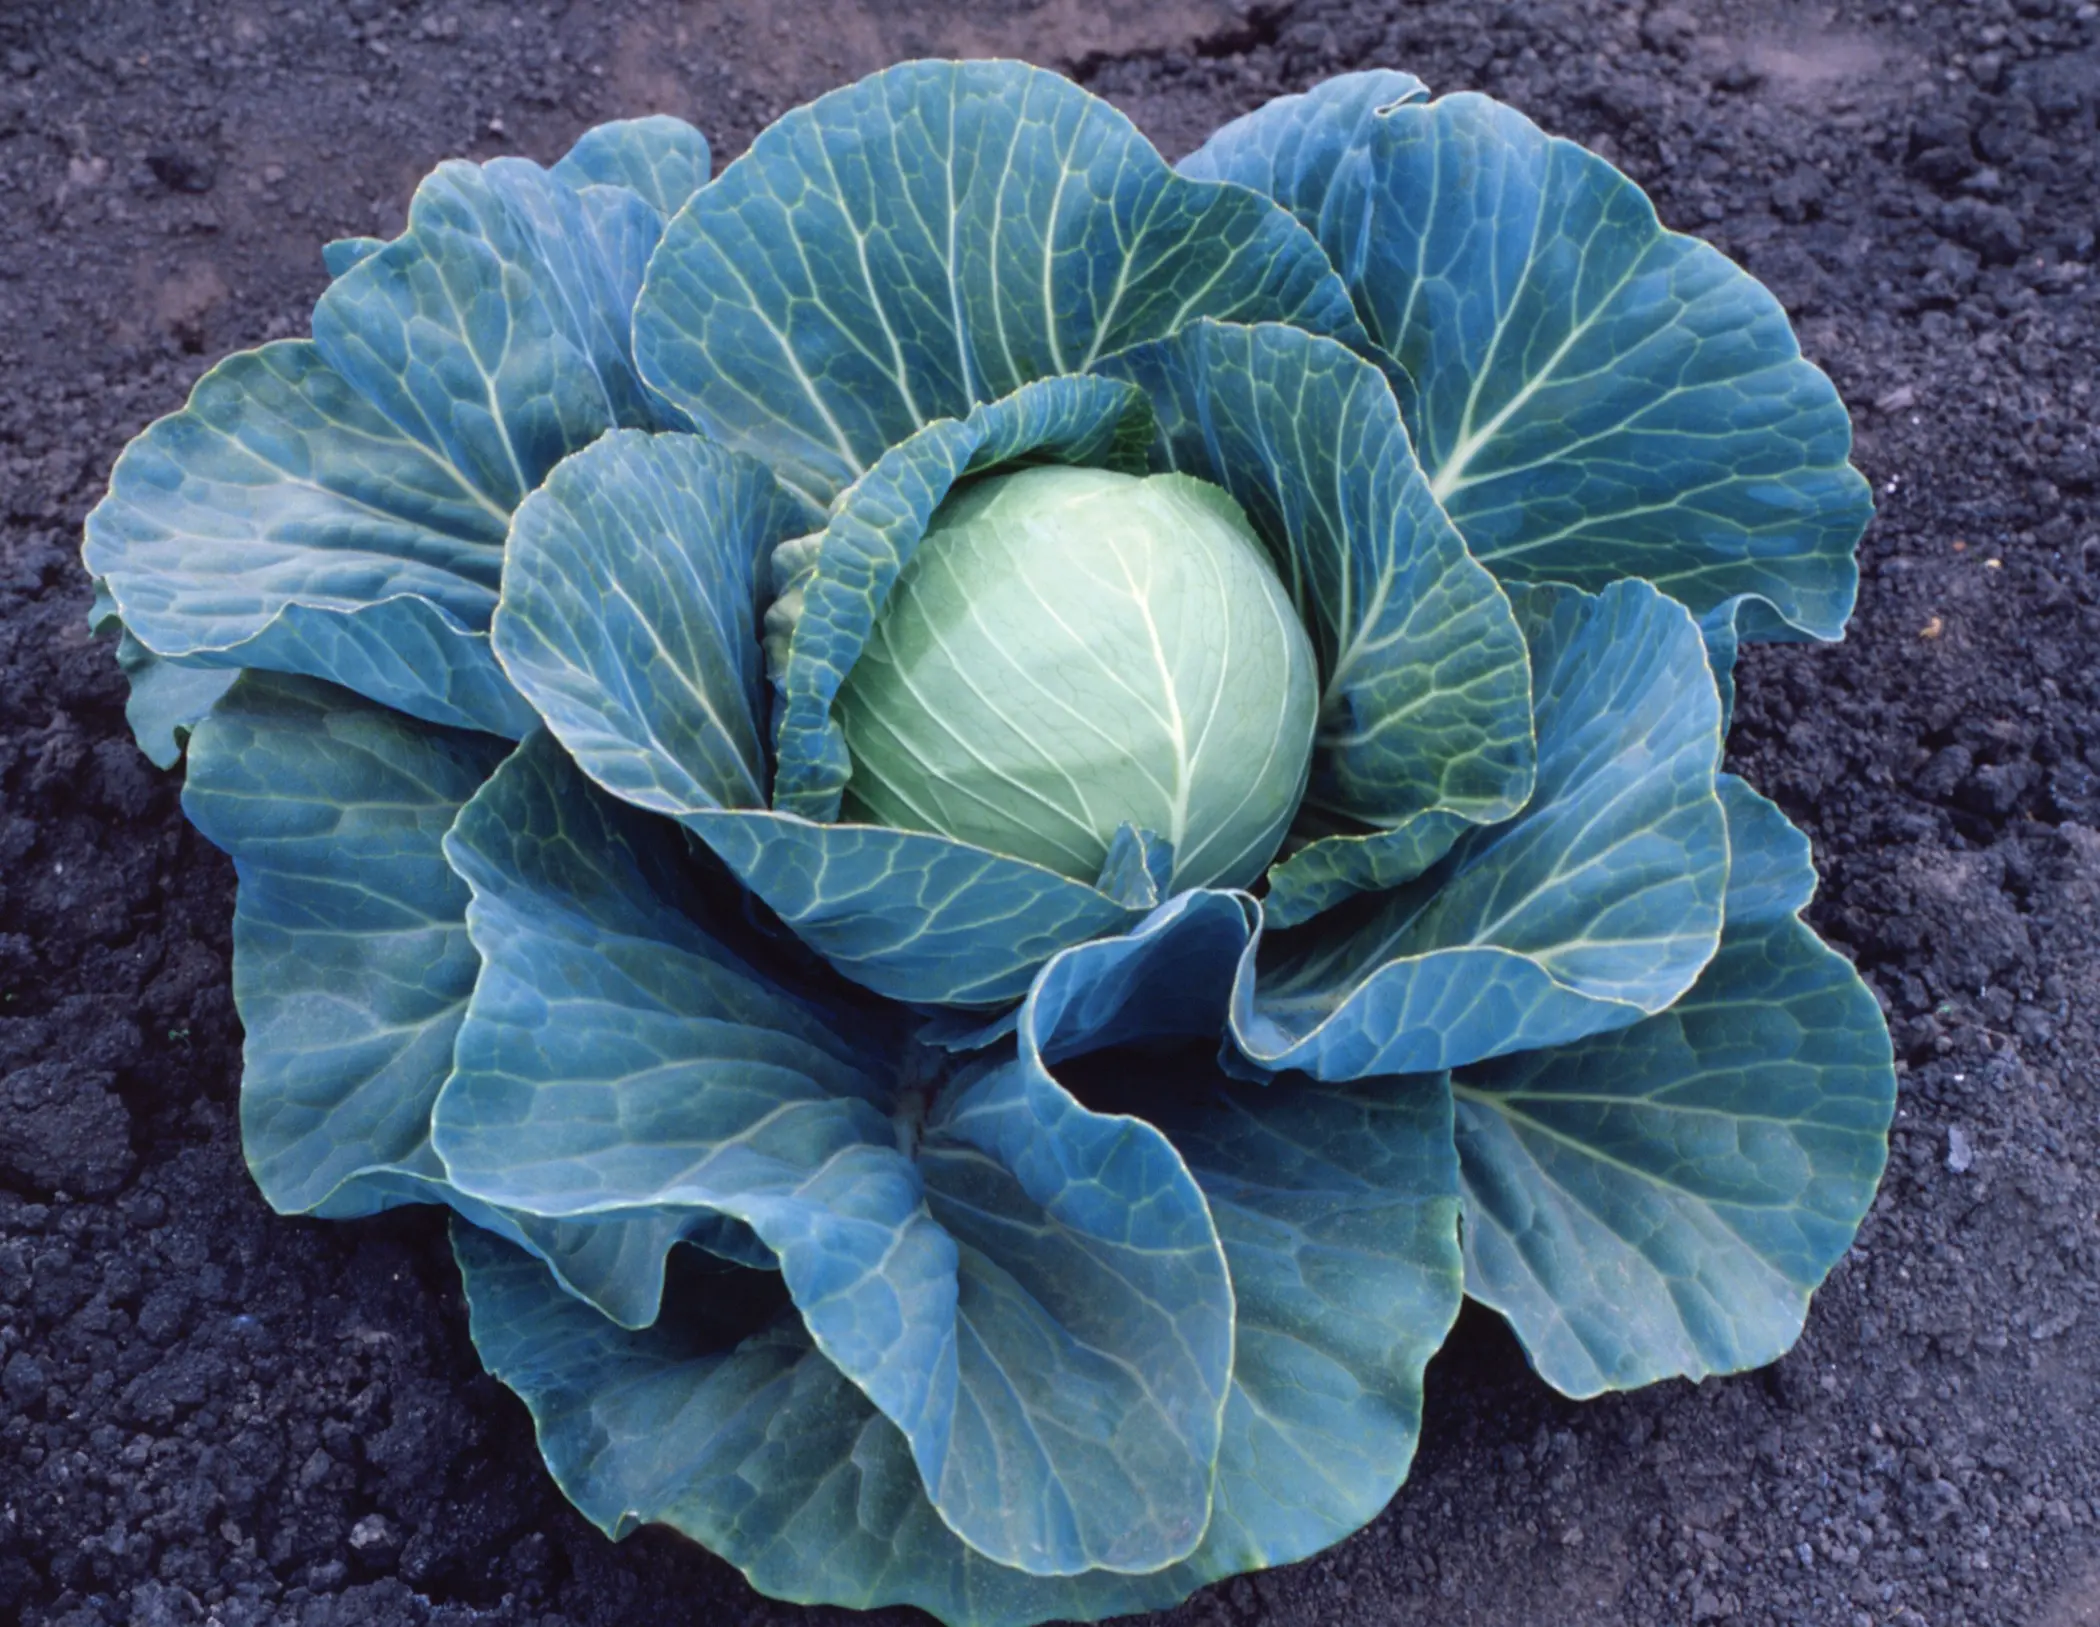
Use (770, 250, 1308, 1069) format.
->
(84, 63, 1895, 1625)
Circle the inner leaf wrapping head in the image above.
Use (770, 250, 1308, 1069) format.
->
(833, 465, 1318, 892)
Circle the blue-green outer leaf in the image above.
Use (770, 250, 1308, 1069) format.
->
(112, 623, 237, 770)
(182, 672, 514, 1218)
(494, 429, 808, 815)
(91, 148, 693, 741)
(1234, 579, 1727, 1078)
(1001, 891, 1468, 1585)
(453, 888, 1463, 1622)
(553, 115, 712, 219)
(434, 734, 1233, 1576)
(313, 154, 673, 514)
(1177, 69, 1428, 270)
(457, 1227, 1232, 1623)
(884, 904, 1243, 1577)
(1453, 777, 1892, 1395)
(1154, 1071, 1461, 1578)
(680, 808, 1151, 1008)
(455, 1226, 1147, 1625)
(83, 341, 538, 738)
(917, 1061, 1231, 1574)
(430, 731, 942, 1346)
(633, 58, 1368, 508)
(180, 673, 781, 1327)
(1187, 86, 1870, 642)
(1262, 807, 1473, 931)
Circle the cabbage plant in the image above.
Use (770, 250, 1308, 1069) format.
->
(85, 62, 1895, 1624)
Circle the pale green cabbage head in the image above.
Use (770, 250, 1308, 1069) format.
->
(835, 465, 1318, 890)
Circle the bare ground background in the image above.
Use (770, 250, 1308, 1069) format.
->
(1, 1, 2097, 1624)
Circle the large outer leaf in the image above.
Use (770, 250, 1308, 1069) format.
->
(915, 1058, 1230, 1574)
(552, 115, 712, 219)
(454, 890, 1461, 1625)
(178, 672, 695, 1322)
(1177, 72, 1427, 251)
(490, 424, 1155, 1009)
(430, 732, 946, 1367)
(313, 154, 672, 512)
(455, 1227, 1148, 1625)
(432, 734, 1233, 1576)
(494, 430, 806, 814)
(324, 115, 709, 307)
(1007, 891, 1467, 1587)
(1452, 774, 1895, 1396)
(1233, 579, 1726, 1079)
(901, 892, 1242, 1575)
(1155, 1072, 1461, 1578)
(1259, 806, 1474, 932)
(1098, 319, 1535, 925)
(90, 572, 232, 773)
(1182, 82, 1870, 642)
(88, 149, 690, 743)
(767, 375, 1152, 818)
(632, 58, 1367, 509)
(678, 811, 1152, 1008)
(181, 672, 514, 1217)
(84, 342, 534, 738)
(111, 627, 237, 771)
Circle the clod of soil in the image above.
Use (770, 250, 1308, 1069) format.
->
(2, 2, 2096, 1625)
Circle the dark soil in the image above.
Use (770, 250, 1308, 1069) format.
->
(2, 1, 2097, 1624)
